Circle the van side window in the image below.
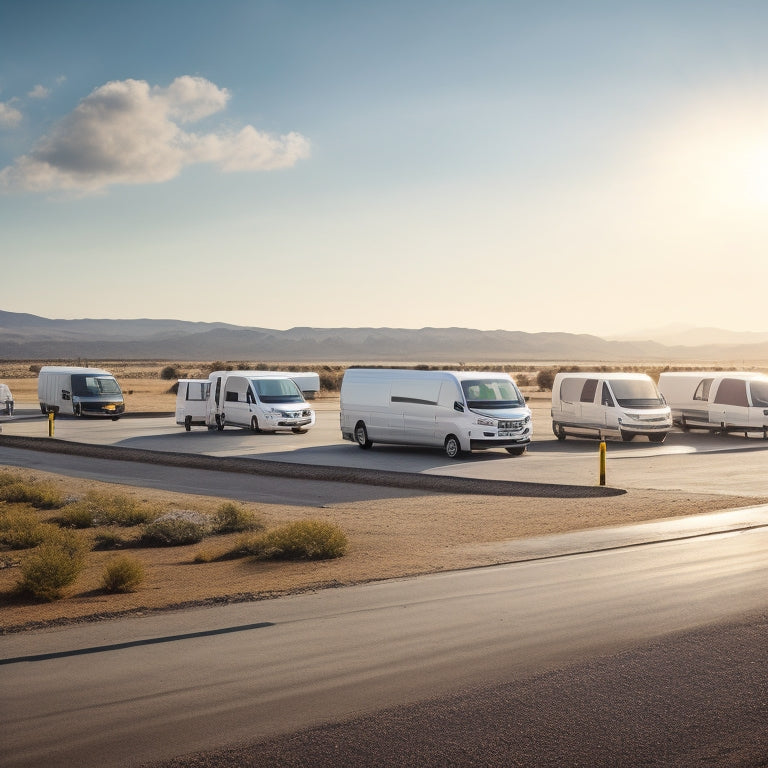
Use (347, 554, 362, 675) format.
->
(601, 383, 614, 407)
(693, 379, 713, 401)
(580, 379, 598, 403)
(714, 378, 748, 407)
(225, 391, 239, 403)
(559, 378, 584, 403)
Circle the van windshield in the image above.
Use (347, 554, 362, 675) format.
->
(71, 375, 122, 397)
(610, 379, 664, 408)
(251, 378, 304, 403)
(461, 378, 525, 409)
(749, 380, 768, 407)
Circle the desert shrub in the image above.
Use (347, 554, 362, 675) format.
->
(319, 369, 345, 392)
(258, 520, 348, 561)
(69, 491, 158, 527)
(0, 509, 50, 549)
(57, 503, 96, 529)
(0, 478, 65, 509)
(536, 368, 557, 391)
(29, 364, 42, 374)
(101, 556, 145, 593)
(212, 502, 265, 534)
(159, 365, 179, 380)
(141, 510, 211, 546)
(166, 382, 180, 395)
(515, 373, 531, 387)
(17, 530, 87, 601)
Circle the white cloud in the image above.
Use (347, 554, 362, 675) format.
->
(0, 75, 310, 194)
(28, 84, 50, 99)
(0, 101, 22, 128)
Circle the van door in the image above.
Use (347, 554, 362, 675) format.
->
(711, 378, 749, 430)
(206, 375, 223, 426)
(747, 380, 768, 432)
(222, 376, 251, 426)
(577, 378, 604, 434)
(396, 378, 443, 446)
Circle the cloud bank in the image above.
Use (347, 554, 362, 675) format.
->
(0, 76, 310, 194)
(0, 101, 22, 128)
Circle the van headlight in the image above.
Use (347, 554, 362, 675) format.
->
(476, 417, 495, 426)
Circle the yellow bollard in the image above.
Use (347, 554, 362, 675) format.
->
(599, 440, 606, 486)
(48, 411, 55, 437)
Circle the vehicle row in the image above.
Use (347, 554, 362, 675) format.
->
(24, 364, 768, 459)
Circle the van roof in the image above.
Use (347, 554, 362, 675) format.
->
(553, 372, 652, 381)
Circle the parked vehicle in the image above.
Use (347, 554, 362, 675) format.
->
(174, 379, 211, 431)
(340, 368, 532, 458)
(205, 370, 315, 432)
(550, 372, 671, 442)
(658, 371, 768, 437)
(37, 366, 125, 419)
(0, 383, 13, 416)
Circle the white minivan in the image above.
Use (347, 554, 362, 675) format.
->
(340, 368, 532, 458)
(206, 370, 315, 433)
(658, 371, 768, 437)
(550, 372, 671, 442)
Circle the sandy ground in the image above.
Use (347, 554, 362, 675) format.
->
(1, 461, 762, 633)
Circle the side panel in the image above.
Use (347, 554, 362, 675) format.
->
(392, 378, 443, 446)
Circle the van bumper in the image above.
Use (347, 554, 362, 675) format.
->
(470, 437, 531, 451)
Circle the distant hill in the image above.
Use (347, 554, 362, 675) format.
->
(2, 310, 768, 363)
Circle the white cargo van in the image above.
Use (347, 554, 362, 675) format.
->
(551, 372, 671, 442)
(206, 370, 315, 432)
(340, 368, 532, 458)
(37, 366, 125, 419)
(175, 379, 211, 431)
(658, 371, 768, 437)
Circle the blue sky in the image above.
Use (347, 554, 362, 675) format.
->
(2, 1, 768, 336)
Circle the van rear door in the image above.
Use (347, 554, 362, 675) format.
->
(711, 377, 749, 430)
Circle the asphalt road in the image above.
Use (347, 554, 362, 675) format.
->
(3, 524, 768, 768)
(3, 405, 768, 497)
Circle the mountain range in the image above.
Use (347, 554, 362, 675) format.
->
(2, 310, 768, 364)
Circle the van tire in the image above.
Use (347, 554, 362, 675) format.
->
(292, 427, 308, 434)
(648, 433, 666, 443)
(39, 403, 47, 414)
(217, 413, 225, 431)
(185, 415, 192, 432)
(505, 446, 527, 456)
(73, 403, 82, 417)
(621, 430, 634, 442)
(354, 422, 372, 449)
(251, 416, 261, 433)
(552, 422, 566, 440)
(444, 434, 462, 458)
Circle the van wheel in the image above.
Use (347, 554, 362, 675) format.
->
(40, 403, 47, 414)
(185, 415, 192, 432)
(680, 415, 689, 431)
(444, 434, 462, 458)
(648, 433, 666, 443)
(73, 403, 82, 417)
(355, 422, 372, 449)
(251, 416, 261, 433)
(217, 413, 225, 431)
(506, 446, 526, 456)
(292, 427, 308, 434)
(552, 422, 566, 440)
(621, 430, 634, 442)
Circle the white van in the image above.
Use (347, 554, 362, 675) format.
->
(37, 366, 125, 419)
(0, 383, 13, 416)
(551, 372, 671, 442)
(658, 371, 768, 437)
(206, 370, 315, 433)
(340, 368, 532, 458)
(175, 379, 211, 431)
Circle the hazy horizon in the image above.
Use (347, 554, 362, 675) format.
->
(2, 2, 768, 337)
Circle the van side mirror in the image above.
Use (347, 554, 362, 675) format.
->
(454, 401, 464, 412)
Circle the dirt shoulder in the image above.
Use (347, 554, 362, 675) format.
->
(1, 456, 762, 633)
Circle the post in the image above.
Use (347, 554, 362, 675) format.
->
(599, 440, 606, 486)
(48, 410, 55, 437)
